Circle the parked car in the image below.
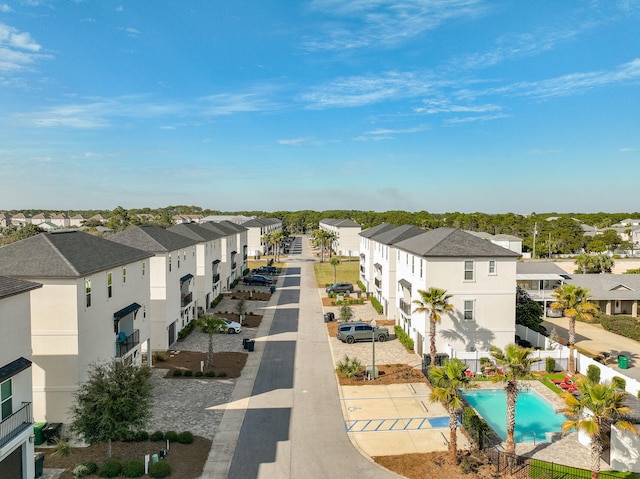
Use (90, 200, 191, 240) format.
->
(253, 266, 277, 275)
(243, 274, 273, 285)
(221, 318, 242, 334)
(326, 282, 354, 294)
(337, 321, 389, 343)
(546, 307, 563, 318)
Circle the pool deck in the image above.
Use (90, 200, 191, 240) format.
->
(472, 381, 607, 471)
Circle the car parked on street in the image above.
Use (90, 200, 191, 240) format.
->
(546, 307, 563, 318)
(243, 274, 273, 285)
(253, 266, 277, 275)
(337, 321, 389, 343)
(326, 282, 354, 294)
(221, 318, 242, 334)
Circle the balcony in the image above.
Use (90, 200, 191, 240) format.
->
(181, 292, 193, 307)
(212, 273, 220, 284)
(374, 278, 382, 289)
(232, 262, 237, 270)
(0, 402, 32, 448)
(116, 329, 140, 358)
(399, 298, 412, 316)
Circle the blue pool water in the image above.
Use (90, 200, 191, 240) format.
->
(461, 389, 566, 443)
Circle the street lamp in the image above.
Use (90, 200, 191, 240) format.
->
(370, 319, 377, 379)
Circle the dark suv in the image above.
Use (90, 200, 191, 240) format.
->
(337, 322, 389, 343)
(253, 266, 277, 275)
(326, 282, 354, 294)
(243, 274, 273, 285)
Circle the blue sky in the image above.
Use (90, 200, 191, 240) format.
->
(1, 1, 639, 213)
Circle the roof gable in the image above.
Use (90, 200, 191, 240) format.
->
(109, 225, 197, 253)
(396, 228, 521, 258)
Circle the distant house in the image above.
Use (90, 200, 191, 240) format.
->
(9, 214, 30, 227)
(171, 214, 204, 224)
(50, 213, 70, 228)
(516, 261, 570, 312)
(109, 226, 198, 351)
(0, 276, 41, 479)
(88, 214, 108, 224)
(69, 214, 86, 228)
(319, 218, 362, 257)
(30, 213, 50, 226)
(466, 231, 523, 255)
(0, 230, 153, 424)
(0, 213, 11, 228)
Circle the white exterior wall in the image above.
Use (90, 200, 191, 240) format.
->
(397, 256, 516, 355)
(359, 236, 373, 291)
(30, 260, 151, 424)
(246, 226, 265, 257)
(194, 238, 222, 311)
(0, 291, 35, 479)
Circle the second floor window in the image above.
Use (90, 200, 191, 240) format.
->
(85, 279, 91, 307)
(1, 379, 12, 420)
(107, 272, 112, 298)
(489, 260, 497, 275)
(464, 260, 475, 281)
(122, 267, 127, 284)
(464, 300, 475, 321)
(142, 261, 146, 277)
(169, 254, 172, 272)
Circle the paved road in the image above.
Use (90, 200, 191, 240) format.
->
(208, 236, 397, 479)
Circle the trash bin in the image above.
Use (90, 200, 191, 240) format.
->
(324, 312, 335, 323)
(242, 338, 249, 349)
(43, 422, 62, 444)
(34, 452, 45, 478)
(618, 354, 629, 369)
(270, 285, 276, 294)
(34, 422, 47, 446)
(247, 340, 255, 352)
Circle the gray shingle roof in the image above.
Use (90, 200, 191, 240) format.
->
(168, 223, 224, 242)
(566, 274, 640, 300)
(395, 228, 522, 258)
(320, 218, 361, 228)
(109, 225, 197, 253)
(0, 230, 153, 278)
(217, 220, 248, 233)
(199, 221, 237, 236)
(517, 261, 569, 275)
(359, 222, 397, 239)
(0, 275, 42, 298)
(370, 224, 426, 245)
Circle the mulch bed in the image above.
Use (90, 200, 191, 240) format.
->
(214, 312, 262, 328)
(337, 363, 426, 385)
(225, 291, 271, 301)
(154, 350, 247, 379)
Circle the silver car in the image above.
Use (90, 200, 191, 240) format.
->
(221, 318, 242, 334)
(337, 321, 389, 343)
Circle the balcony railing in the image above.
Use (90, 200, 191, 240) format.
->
(181, 292, 193, 307)
(399, 298, 412, 315)
(0, 402, 32, 448)
(232, 262, 237, 270)
(212, 273, 220, 284)
(116, 329, 140, 357)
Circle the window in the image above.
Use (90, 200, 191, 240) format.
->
(142, 261, 146, 277)
(122, 267, 127, 284)
(177, 251, 181, 268)
(464, 300, 475, 321)
(1, 379, 12, 419)
(411, 256, 415, 274)
(464, 260, 475, 281)
(169, 254, 172, 272)
(107, 272, 112, 298)
(489, 260, 497, 275)
(85, 279, 92, 308)
(420, 259, 423, 278)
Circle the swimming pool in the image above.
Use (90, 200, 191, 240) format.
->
(461, 389, 566, 443)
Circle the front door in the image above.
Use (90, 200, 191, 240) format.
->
(168, 322, 176, 346)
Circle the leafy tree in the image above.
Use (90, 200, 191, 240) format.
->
(107, 206, 132, 232)
(429, 358, 477, 464)
(551, 284, 599, 374)
(339, 304, 353, 322)
(490, 344, 540, 456)
(412, 287, 454, 368)
(560, 380, 638, 479)
(198, 315, 227, 367)
(515, 287, 543, 332)
(330, 256, 341, 283)
(235, 298, 247, 325)
(70, 360, 153, 458)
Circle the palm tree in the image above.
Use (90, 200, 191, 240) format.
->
(429, 358, 477, 464)
(551, 284, 599, 374)
(198, 315, 227, 367)
(330, 256, 341, 284)
(412, 287, 453, 368)
(271, 230, 286, 263)
(261, 232, 273, 262)
(490, 343, 540, 456)
(560, 379, 638, 479)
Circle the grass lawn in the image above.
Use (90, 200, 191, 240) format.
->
(530, 459, 636, 478)
(314, 259, 360, 287)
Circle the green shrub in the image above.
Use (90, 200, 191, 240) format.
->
(183, 370, 193, 377)
(152, 352, 166, 362)
(98, 460, 122, 478)
(600, 314, 640, 341)
(150, 430, 164, 442)
(394, 326, 414, 351)
(336, 355, 362, 378)
(195, 370, 204, 377)
(134, 430, 149, 442)
(149, 461, 172, 478)
(357, 280, 366, 292)
(72, 462, 98, 477)
(545, 357, 556, 373)
(612, 376, 626, 390)
(177, 431, 194, 444)
(462, 406, 491, 449)
(51, 438, 74, 458)
(205, 370, 216, 377)
(122, 460, 145, 478)
(211, 294, 223, 307)
(172, 369, 182, 377)
(587, 364, 601, 383)
(369, 296, 384, 314)
(218, 371, 227, 378)
(164, 430, 178, 442)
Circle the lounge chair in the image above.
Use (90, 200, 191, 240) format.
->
(552, 374, 573, 385)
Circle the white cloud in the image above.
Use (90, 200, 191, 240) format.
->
(278, 138, 310, 145)
(0, 4, 12, 12)
(0, 23, 48, 72)
(444, 113, 509, 125)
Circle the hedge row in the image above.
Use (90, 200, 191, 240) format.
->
(600, 314, 640, 341)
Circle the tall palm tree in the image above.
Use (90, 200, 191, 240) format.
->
(490, 344, 540, 456)
(261, 232, 273, 262)
(271, 230, 286, 263)
(551, 284, 599, 374)
(198, 315, 226, 367)
(429, 358, 477, 464)
(560, 379, 638, 479)
(330, 256, 341, 283)
(412, 287, 454, 368)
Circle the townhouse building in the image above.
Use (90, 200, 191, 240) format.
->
(319, 218, 362, 257)
(0, 231, 153, 424)
(168, 223, 224, 312)
(0, 276, 41, 479)
(199, 222, 247, 292)
(109, 226, 198, 351)
(242, 217, 283, 258)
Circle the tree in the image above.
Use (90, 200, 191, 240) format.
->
(261, 232, 273, 262)
(70, 360, 153, 458)
(515, 287, 544, 332)
(107, 206, 132, 232)
(412, 287, 454, 368)
(198, 315, 227, 367)
(551, 284, 599, 374)
(429, 358, 477, 464)
(490, 344, 540, 456)
(235, 298, 247, 325)
(560, 379, 638, 479)
(271, 230, 287, 262)
(330, 256, 341, 284)
(339, 304, 353, 322)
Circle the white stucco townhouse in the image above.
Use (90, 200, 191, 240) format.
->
(359, 222, 397, 294)
(392, 228, 521, 359)
(168, 223, 224, 312)
(319, 218, 362, 258)
(242, 217, 283, 258)
(0, 276, 41, 479)
(199, 222, 246, 291)
(109, 226, 198, 351)
(0, 230, 153, 425)
(216, 220, 249, 275)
